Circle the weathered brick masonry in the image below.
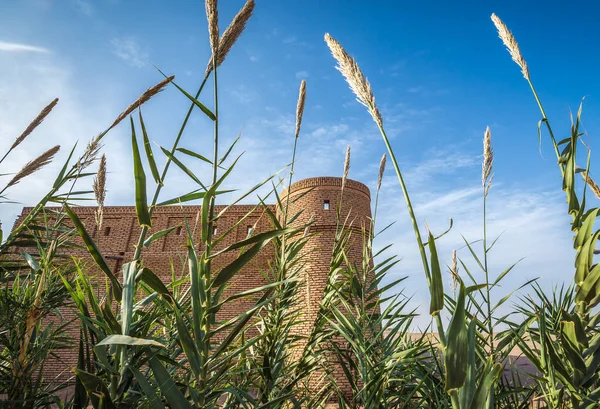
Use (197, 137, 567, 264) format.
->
(11, 176, 372, 390)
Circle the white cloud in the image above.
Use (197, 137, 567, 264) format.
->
(110, 37, 148, 68)
(0, 49, 131, 232)
(0, 41, 49, 53)
(372, 148, 574, 329)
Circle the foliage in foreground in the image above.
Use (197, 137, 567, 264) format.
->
(1, 2, 599, 409)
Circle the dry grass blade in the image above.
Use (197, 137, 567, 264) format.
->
(205, 0, 219, 55)
(6, 145, 60, 189)
(11, 98, 59, 151)
(109, 76, 174, 130)
(295, 80, 307, 138)
(94, 154, 107, 228)
(324, 33, 382, 127)
(491, 13, 530, 80)
(342, 145, 351, 192)
(482, 126, 494, 194)
(377, 153, 386, 191)
(205, 0, 254, 76)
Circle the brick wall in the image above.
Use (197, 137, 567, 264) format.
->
(9, 176, 373, 395)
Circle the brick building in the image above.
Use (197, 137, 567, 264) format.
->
(11, 176, 372, 391)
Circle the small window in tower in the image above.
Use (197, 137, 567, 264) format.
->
(323, 200, 330, 210)
(213, 226, 218, 236)
(175, 226, 182, 236)
(104, 226, 111, 236)
(247, 225, 254, 235)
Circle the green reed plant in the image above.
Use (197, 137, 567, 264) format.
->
(62, 1, 320, 407)
(0, 80, 165, 407)
(324, 32, 504, 409)
(492, 12, 600, 408)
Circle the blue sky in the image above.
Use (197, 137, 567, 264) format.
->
(1, 0, 599, 326)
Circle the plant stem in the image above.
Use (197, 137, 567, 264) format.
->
(375, 124, 447, 346)
(483, 191, 496, 409)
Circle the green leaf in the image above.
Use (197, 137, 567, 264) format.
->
(143, 226, 177, 247)
(210, 227, 300, 258)
(445, 279, 468, 392)
(74, 369, 115, 409)
(64, 204, 122, 301)
(173, 308, 201, 377)
(176, 147, 213, 165)
(157, 189, 233, 206)
(218, 133, 240, 166)
(139, 108, 162, 186)
(468, 362, 503, 409)
(131, 117, 151, 227)
(129, 366, 165, 409)
(428, 231, 444, 315)
(121, 261, 137, 335)
(160, 146, 207, 190)
(21, 251, 41, 272)
(96, 334, 165, 348)
(212, 240, 271, 288)
(53, 144, 77, 189)
(169, 80, 216, 120)
(149, 356, 192, 409)
(137, 267, 171, 299)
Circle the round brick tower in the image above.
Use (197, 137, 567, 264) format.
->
(279, 176, 371, 320)
(279, 176, 372, 396)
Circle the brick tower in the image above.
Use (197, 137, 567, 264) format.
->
(279, 176, 372, 395)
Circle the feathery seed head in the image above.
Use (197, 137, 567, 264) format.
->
(11, 98, 59, 151)
(377, 153, 386, 191)
(450, 249, 459, 291)
(205, 0, 219, 56)
(205, 0, 254, 76)
(303, 214, 315, 238)
(78, 133, 103, 170)
(342, 145, 351, 192)
(295, 80, 307, 138)
(109, 76, 174, 131)
(324, 33, 382, 128)
(482, 126, 494, 193)
(93, 154, 107, 229)
(581, 171, 600, 199)
(491, 13, 530, 80)
(6, 145, 60, 189)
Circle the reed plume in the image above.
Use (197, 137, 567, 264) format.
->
(482, 126, 494, 195)
(491, 13, 530, 80)
(5, 145, 60, 189)
(295, 80, 307, 138)
(11, 98, 59, 152)
(450, 249, 459, 291)
(205, 0, 219, 56)
(377, 153, 386, 191)
(109, 76, 174, 130)
(342, 145, 351, 192)
(94, 154, 107, 229)
(205, 0, 254, 76)
(580, 171, 600, 199)
(303, 214, 315, 238)
(324, 33, 382, 127)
